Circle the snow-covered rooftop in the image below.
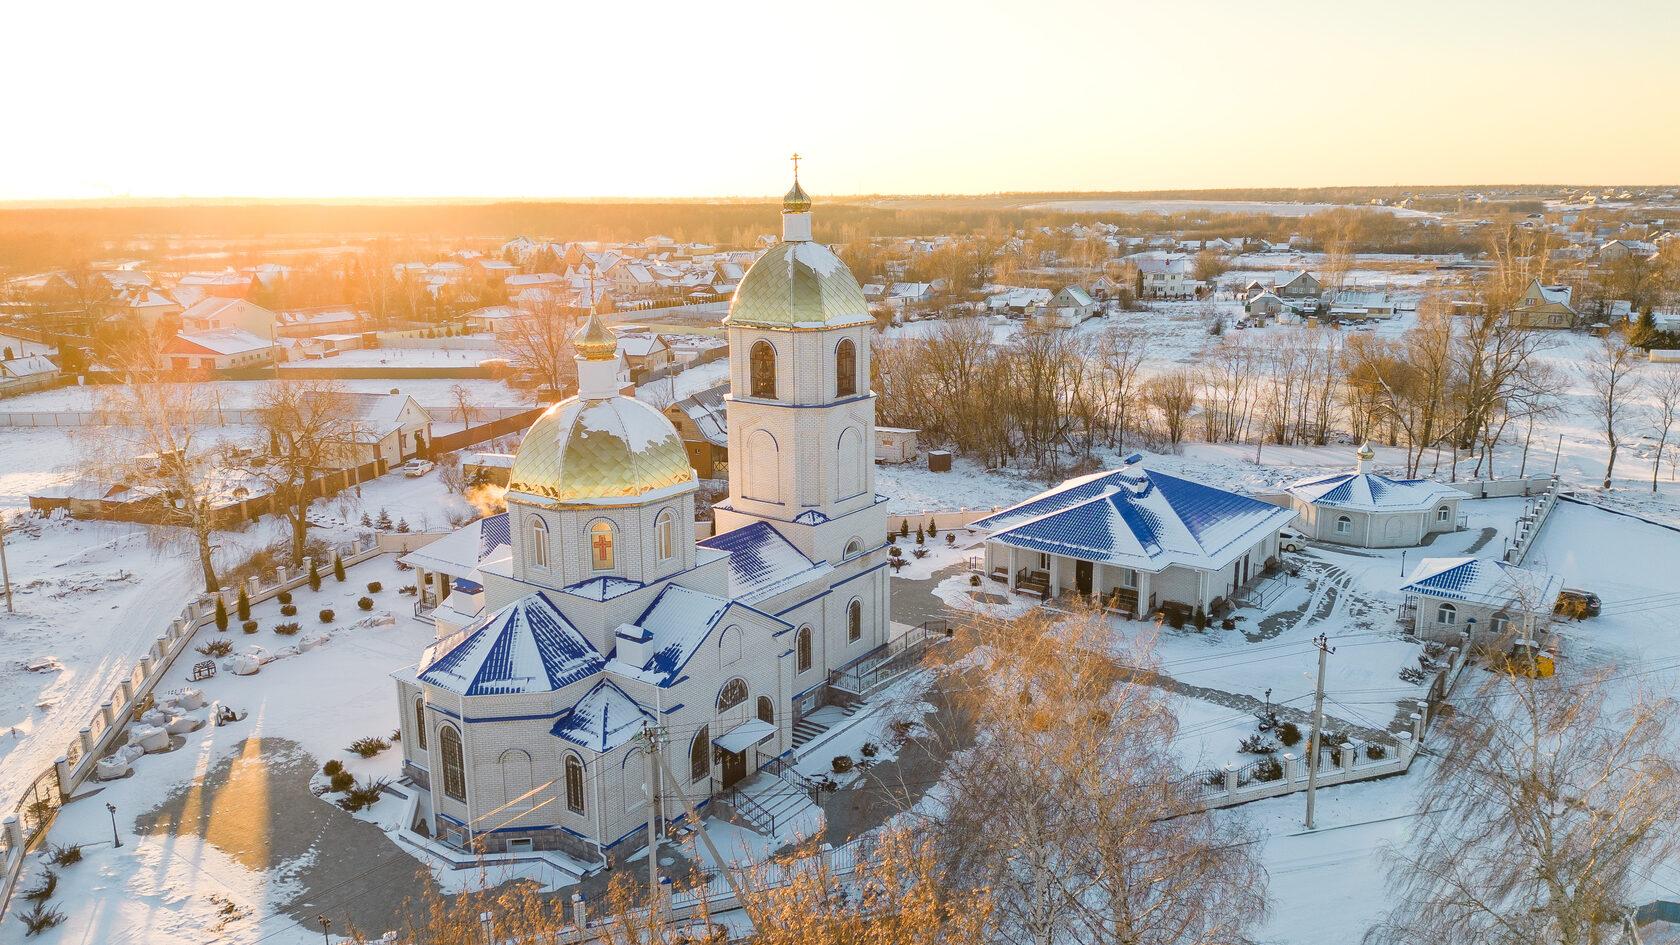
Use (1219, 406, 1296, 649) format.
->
(972, 465, 1296, 573)
(1400, 557, 1561, 611)
(419, 592, 603, 696)
(550, 679, 651, 752)
(1286, 472, 1462, 514)
(699, 521, 834, 604)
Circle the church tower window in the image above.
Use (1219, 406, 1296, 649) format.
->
(656, 509, 676, 562)
(836, 338, 857, 397)
(796, 627, 813, 673)
(589, 520, 615, 571)
(848, 598, 863, 643)
(526, 516, 549, 570)
(439, 725, 466, 802)
(750, 341, 776, 399)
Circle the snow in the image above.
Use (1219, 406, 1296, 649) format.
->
(0, 553, 437, 945)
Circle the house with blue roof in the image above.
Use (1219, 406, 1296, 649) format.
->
(1284, 445, 1465, 548)
(1399, 556, 1561, 644)
(390, 178, 892, 869)
(971, 458, 1296, 616)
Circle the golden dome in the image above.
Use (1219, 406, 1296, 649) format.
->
(727, 239, 872, 330)
(506, 397, 695, 506)
(782, 179, 811, 213)
(1357, 442, 1375, 460)
(573, 313, 618, 361)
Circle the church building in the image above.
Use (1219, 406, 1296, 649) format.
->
(392, 173, 890, 865)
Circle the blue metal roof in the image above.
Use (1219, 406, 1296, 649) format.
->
(420, 592, 604, 696)
(478, 513, 510, 559)
(698, 520, 829, 601)
(551, 679, 651, 753)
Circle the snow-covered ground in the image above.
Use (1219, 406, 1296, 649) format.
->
(0, 378, 529, 414)
(1, 554, 436, 945)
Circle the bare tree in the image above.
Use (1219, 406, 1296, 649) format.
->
(1648, 368, 1680, 491)
(447, 382, 478, 429)
(500, 299, 581, 395)
(252, 379, 350, 565)
(925, 608, 1268, 945)
(1585, 333, 1645, 489)
(1145, 370, 1197, 449)
(1368, 668, 1680, 945)
(87, 338, 233, 592)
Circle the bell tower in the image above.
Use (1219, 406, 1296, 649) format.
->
(714, 163, 884, 563)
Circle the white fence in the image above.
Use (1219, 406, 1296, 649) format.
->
(1505, 476, 1561, 566)
(0, 536, 386, 922)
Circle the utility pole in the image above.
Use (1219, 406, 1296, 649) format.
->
(1304, 633, 1335, 830)
(0, 510, 12, 613)
(639, 725, 662, 914)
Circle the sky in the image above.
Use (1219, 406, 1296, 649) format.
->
(3, 0, 1677, 201)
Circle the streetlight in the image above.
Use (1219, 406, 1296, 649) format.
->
(317, 914, 331, 945)
(105, 802, 120, 848)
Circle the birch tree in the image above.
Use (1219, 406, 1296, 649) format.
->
(252, 379, 350, 565)
(1368, 669, 1680, 945)
(1585, 333, 1644, 489)
(1647, 368, 1680, 491)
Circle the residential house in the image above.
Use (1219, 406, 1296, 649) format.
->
(328, 392, 433, 469)
(1137, 256, 1201, 299)
(1328, 289, 1396, 320)
(1274, 271, 1324, 305)
(1599, 239, 1658, 262)
(0, 355, 61, 396)
(1245, 291, 1285, 319)
(164, 328, 281, 374)
(179, 297, 279, 339)
(1051, 285, 1097, 324)
(616, 332, 673, 382)
(972, 458, 1296, 615)
(1508, 278, 1577, 329)
(663, 383, 730, 480)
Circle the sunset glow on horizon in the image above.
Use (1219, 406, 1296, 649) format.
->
(3, 0, 1677, 202)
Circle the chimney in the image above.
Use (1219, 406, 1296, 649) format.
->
(614, 624, 653, 668)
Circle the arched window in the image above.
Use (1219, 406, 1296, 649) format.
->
(527, 516, 549, 570)
(757, 696, 774, 726)
(836, 338, 857, 397)
(1490, 612, 1510, 634)
(719, 625, 742, 665)
(1436, 506, 1452, 523)
(1335, 515, 1352, 535)
(622, 754, 644, 811)
(796, 626, 813, 674)
(691, 725, 711, 782)
(439, 725, 466, 802)
(589, 520, 615, 571)
(718, 678, 748, 713)
(848, 598, 863, 643)
(414, 696, 426, 750)
(1437, 603, 1457, 626)
(655, 509, 676, 562)
(837, 427, 863, 498)
(844, 538, 863, 559)
(750, 340, 776, 399)
(744, 430, 781, 503)
(565, 754, 585, 814)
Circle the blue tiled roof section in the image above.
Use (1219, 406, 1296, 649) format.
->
(1409, 560, 1477, 596)
(793, 510, 830, 525)
(478, 513, 511, 559)
(551, 679, 651, 753)
(1148, 472, 1274, 547)
(1317, 475, 1356, 505)
(699, 521, 826, 600)
(452, 576, 484, 594)
(992, 496, 1119, 560)
(969, 470, 1131, 531)
(419, 592, 603, 696)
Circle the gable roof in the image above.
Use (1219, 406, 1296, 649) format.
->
(972, 465, 1295, 573)
(168, 327, 276, 356)
(698, 520, 834, 604)
(670, 383, 728, 446)
(1400, 557, 1561, 611)
(419, 592, 603, 696)
(550, 679, 652, 753)
(606, 584, 791, 688)
(1286, 472, 1462, 513)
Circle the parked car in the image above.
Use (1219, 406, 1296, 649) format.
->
(400, 459, 435, 477)
(1554, 588, 1600, 619)
(1277, 528, 1309, 553)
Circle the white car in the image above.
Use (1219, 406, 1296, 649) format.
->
(1277, 528, 1308, 552)
(400, 459, 435, 477)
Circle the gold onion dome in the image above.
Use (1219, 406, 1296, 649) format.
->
(727, 240, 872, 330)
(573, 313, 618, 361)
(782, 179, 811, 213)
(506, 398, 694, 505)
(1357, 442, 1376, 460)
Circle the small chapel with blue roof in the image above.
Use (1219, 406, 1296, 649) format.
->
(392, 175, 890, 865)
